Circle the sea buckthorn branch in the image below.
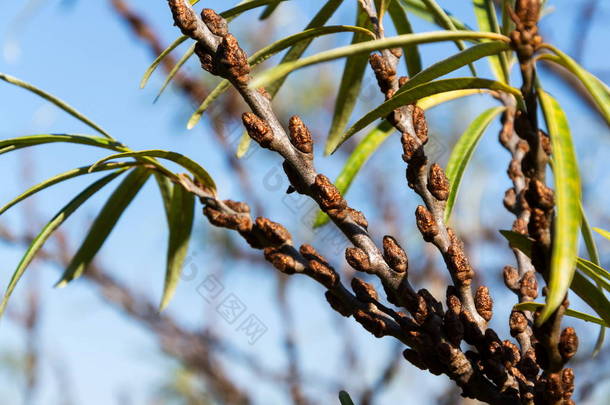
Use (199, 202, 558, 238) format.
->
(166, 1, 524, 402)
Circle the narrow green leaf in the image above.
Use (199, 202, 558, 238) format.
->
(154, 173, 174, 225)
(56, 168, 151, 286)
(444, 106, 505, 222)
(90, 150, 216, 194)
(501, 0, 515, 35)
(219, 0, 289, 20)
(594, 227, 610, 242)
(420, 0, 476, 75)
(140, 35, 188, 89)
(0, 73, 113, 139)
(333, 77, 521, 153)
(400, 0, 470, 31)
(314, 89, 484, 228)
(325, 7, 372, 155)
(514, 303, 608, 327)
(187, 24, 373, 129)
(396, 41, 510, 95)
(581, 206, 606, 355)
(0, 134, 126, 155)
(472, 0, 510, 83)
(388, 1, 423, 76)
(538, 46, 610, 126)
(577, 259, 610, 291)
(338, 391, 355, 405)
(0, 170, 127, 317)
(249, 31, 510, 90)
(538, 89, 582, 324)
(154, 44, 196, 102)
(236, 132, 252, 158)
(0, 162, 138, 216)
(259, 2, 281, 19)
(160, 185, 195, 311)
(500, 230, 610, 325)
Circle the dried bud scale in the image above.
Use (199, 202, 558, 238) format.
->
(351, 278, 378, 303)
(345, 247, 371, 273)
(200, 8, 228, 37)
(558, 327, 578, 362)
(382, 235, 408, 273)
(427, 164, 449, 201)
(311, 174, 346, 212)
(474, 286, 493, 322)
(415, 206, 438, 242)
(242, 112, 274, 149)
(288, 116, 313, 154)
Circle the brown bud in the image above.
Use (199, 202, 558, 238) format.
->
(512, 217, 528, 235)
(354, 310, 386, 338)
(203, 205, 251, 233)
(445, 244, 474, 285)
(446, 287, 462, 314)
(403, 349, 428, 370)
(223, 199, 250, 214)
(562, 368, 575, 399)
(503, 188, 517, 212)
(503, 265, 520, 292)
(475, 286, 493, 322)
(264, 247, 297, 274)
(415, 206, 438, 242)
(242, 112, 273, 148)
(351, 278, 378, 302)
(216, 34, 250, 84)
(253, 217, 291, 246)
(526, 179, 554, 210)
(398, 76, 409, 88)
(509, 311, 528, 336)
(345, 247, 371, 273)
(540, 130, 552, 155)
(559, 327, 578, 362)
(460, 310, 484, 345)
(427, 164, 449, 201)
(325, 291, 352, 317)
(347, 207, 368, 229)
(382, 235, 408, 273)
(194, 43, 218, 74)
(502, 340, 521, 367)
(401, 133, 421, 162)
(519, 271, 538, 300)
(369, 53, 395, 95)
(519, 348, 539, 379)
(312, 174, 346, 212)
(168, 0, 200, 37)
(300, 244, 338, 288)
(288, 116, 313, 154)
(412, 106, 428, 144)
(200, 8, 228, 37)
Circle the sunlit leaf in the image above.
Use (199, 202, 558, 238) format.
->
(187, 25, 373, 129)
(0, 170, 127, 317)
(90, 150, 216, 194)
(160, 185, 195, 311)
(325, 7, 372, 155)
(472, 0, 510, 83)
(537, 46, 610, 126)
(249, 31, 510, 89)
(332, 77, 520, 153)
(514, 303, 608, 327)
(400, 0, 470, 31)
(154, 173, 174, 224)
(154, 44, 196, 102)
(444, 106, 505, 222)
(577, 259, 610, 291)
(538, 89, 582, 324)
(56, 168, 151, 287)
(388, 0, 422, 76)
(420, 0, 476, 75)
(236, 132, 252, 158)
(0, 73, 113, 139)
(140, 36, 188, 89)
(0, 134, 126, 155)
(0, 162, 138, 216)
(594, 227, 610, 242)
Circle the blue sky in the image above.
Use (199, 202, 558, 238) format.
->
(1, 1, 610, 404)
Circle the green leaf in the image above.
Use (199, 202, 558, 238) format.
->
(0, 162, 138, 216)
(325, 8, 372, 155)
(514, 303, 608, 327)
(419, 0, 476, 75)
(400, 0, 470, 31)
(160, 185, 195, 311)
(581, 206, 606, 355)
(0, 134, 126, 155)
(249, 30, 510, 89)
(56, 168, 151, 287)
(314, 89, 484, 228)
(0, 73, 113, 140)
(388, 1, 422, 76)
(538, 89, 582, 324)
(333, 77, 521, 153)
(89, 150, 216, 194)
(396, 41, 510, 95)
(140, 35, 188, 89)
(259, 2, 281, 19)
(472, 0, 510, 83)
(187, 24, 373, 129)
(0, 170, 127, 317)
(576, 259, 610, 291)
(154, 44, 196, 102)
(538, 46, 610, 126)
(154, 173, 174, 224)
(236, 132, 252, 158)
(594, 227, 610, 242)
(444, 106, 505, 223)
(500, 230, 610, 326)
(338, 391, 355, 405)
